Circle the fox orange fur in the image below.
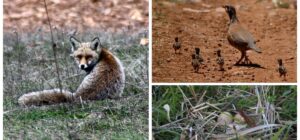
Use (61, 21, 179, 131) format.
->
(18, 36, 125, 106)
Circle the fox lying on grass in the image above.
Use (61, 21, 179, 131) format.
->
(18, 36, 125, 106)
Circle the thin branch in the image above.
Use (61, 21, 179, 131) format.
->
(43, 0, 62, 93)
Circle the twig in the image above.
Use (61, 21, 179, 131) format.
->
(177, 86, 193, 108)
(211, 124, 282, 139)
(188, 86, 198, 102)
(158, 117, 188, 128)
(13, 30, 22, 80)
(43, 0, 62, 93)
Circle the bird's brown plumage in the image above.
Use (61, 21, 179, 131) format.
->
(224, 5, 261, 65)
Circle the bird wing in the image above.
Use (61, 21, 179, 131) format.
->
(229, 25, 254, 45)
(229, 25, 262, 53)
(173, 42, 180, 49)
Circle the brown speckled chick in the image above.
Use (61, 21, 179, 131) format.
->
(216, 49, 225, 71)
(195, 48, 204, 64)
(223, 5, 262, 65)
(277, 59, 287, 81)
(173, 37, 181, 54)
(191, 54, 200, 73)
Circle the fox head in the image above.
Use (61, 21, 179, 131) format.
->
(70, 36, 101, 71)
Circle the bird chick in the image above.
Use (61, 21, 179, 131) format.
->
(277, 59, 287, 81)
(216, 50, 225, 71)
(223, 5, 262, 65)
(191, 54, 200, 73)
(173, 37, 181, 54)
(195, 48, 204, 64)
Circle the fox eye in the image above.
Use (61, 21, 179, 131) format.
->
(77, 55, 82, 59)
(86, 55, 92, 60)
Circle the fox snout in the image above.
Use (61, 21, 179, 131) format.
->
(79, 64, 88, 70)
(78, 58, 89, 70)
(70, 36, 101, 72)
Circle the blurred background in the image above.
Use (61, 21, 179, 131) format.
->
(4, 0, 148, 33)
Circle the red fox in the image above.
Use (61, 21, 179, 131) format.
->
(18, 36, 125, 106)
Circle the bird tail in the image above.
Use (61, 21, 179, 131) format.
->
(250, 43, 262, 53)
(18, 89, 74, 106)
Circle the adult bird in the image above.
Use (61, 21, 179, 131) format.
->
(223, 5, 262, 65)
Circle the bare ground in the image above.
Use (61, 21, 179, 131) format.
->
(152, 0, 296, 83)
(4, 0, 148, 33)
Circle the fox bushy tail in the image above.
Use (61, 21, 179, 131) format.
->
(18, 89, 74, 106)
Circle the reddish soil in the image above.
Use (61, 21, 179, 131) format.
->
(152, 0, 296, 83)
(4, 0, 148, 32)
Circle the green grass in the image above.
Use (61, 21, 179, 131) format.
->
(152, 86, 297, 140)
(4, 29, 148, 139)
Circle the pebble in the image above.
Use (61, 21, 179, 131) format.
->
(215, 7, 225, 12)
(232, 71, 244, 76)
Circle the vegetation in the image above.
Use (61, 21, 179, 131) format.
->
(153, 86, 296, 140)
(4, 29, 148, 139)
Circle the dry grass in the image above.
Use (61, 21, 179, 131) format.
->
(4, 28, 149, 139)
(153, 86, 296, 140)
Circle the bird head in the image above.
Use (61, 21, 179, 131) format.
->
(217, 49, 222, 57)
(223, 5, 238, 23)
(195, 48, 200, 54)
(277, 59, 283, 65)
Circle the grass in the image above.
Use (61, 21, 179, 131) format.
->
(152, 86, 297, 140)
(4, 28, 149, 139)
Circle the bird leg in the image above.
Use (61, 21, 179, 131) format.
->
(219, 65, 224, 71)
(235, 51, 245, 65)
(283, 74, 287, 81)
(243, 55, 252, 64)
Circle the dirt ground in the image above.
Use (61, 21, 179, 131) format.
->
(152, 0, 296, 83)
(4, 0, 148, 33)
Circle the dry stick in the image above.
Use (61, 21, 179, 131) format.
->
(177, 86, 193, 108)
(13, 30, 22, 81)
(188, 86, 198, 102)
(43, 0, 62, 93)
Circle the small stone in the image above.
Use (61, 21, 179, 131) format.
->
(216, 7, 225, 12)
(233, 71, 243, 76)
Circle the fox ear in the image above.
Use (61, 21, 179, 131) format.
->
(70, 36, 80, 52)
(91, 37, 101, 51)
